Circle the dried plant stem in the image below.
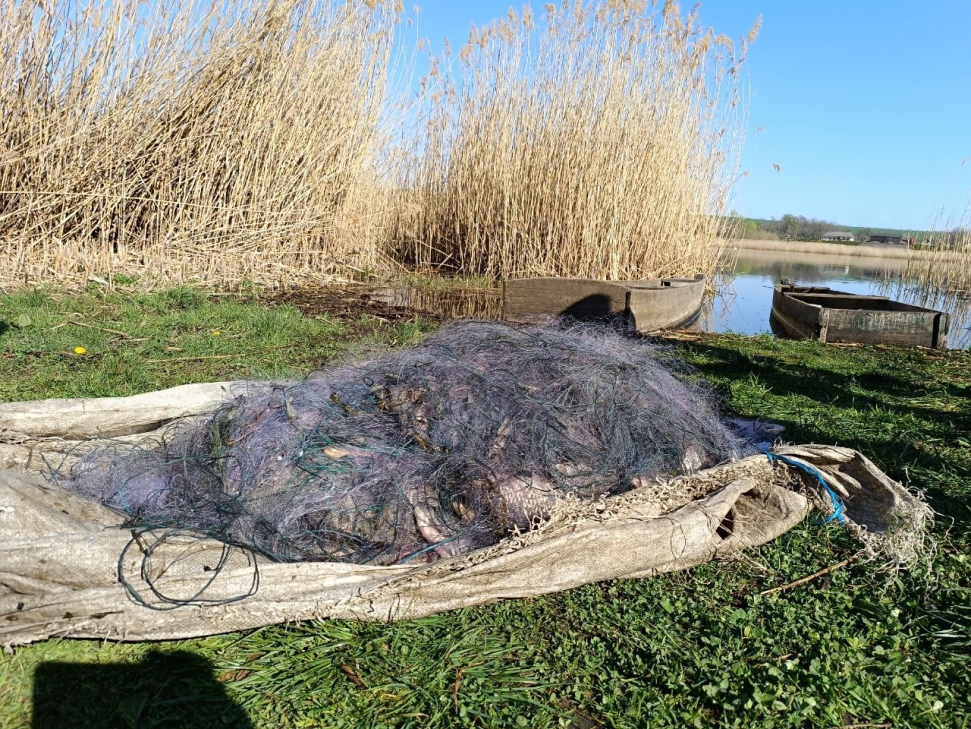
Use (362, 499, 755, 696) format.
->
(0, 0, 400, 289)
(392, 1, 754, 281)
(759, 558, 855, 597)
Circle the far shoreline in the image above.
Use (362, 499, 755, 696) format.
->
(725, 238, 968, 261)
(726, 238, 921, 260)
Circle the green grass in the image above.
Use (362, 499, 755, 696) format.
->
(0, 284, 434, 401)
(1, 290, 969, 728)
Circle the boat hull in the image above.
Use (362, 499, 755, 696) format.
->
(503, 275, 705, 333)
(770, 285, 949, 349)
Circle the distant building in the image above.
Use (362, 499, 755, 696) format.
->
(868, 234, 905, 245)
(821, 231, 856, 242)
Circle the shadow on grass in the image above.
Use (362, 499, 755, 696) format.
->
(32, 650, 252, 729)
(680, 341, 971, 527)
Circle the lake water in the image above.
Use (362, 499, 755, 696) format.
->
(367, 246, 971, 349)
(699, 247, 971, 349)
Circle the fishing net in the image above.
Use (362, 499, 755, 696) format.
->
(54, 321, 743, 565)
(0, 320, 934, 645)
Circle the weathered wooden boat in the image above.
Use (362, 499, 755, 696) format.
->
(770, 283, 949, 349)
(503, 274, 705, 333)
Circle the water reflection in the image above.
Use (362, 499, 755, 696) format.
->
(369, 286, 502, 320)
(364, 248, 971, 349)
(708, 246, 971, 349)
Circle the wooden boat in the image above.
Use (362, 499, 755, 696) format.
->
(503, 274, 705, 333)
(770, 283, 949, 349)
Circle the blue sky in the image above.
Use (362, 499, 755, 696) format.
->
(405, 1, 971, 230)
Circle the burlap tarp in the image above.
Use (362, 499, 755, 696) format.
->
(0, 384, 929, 647)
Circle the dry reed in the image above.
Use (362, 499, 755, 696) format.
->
(903, 203, 971, 295)
(391, 1, 754, 281)
(0, 0, 400, 289)
(731, 240, 920, 260)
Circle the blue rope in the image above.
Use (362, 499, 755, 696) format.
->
(767, 452, 846, 525)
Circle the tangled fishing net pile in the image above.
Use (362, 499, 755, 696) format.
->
(58, 322, 745, 565)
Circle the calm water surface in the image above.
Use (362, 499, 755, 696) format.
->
(366, 247, 971, 349)
(701, 248, 971, 349)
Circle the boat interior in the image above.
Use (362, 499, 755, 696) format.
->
(785, 292, 935, 313)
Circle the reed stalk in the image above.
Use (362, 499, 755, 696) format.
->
(904, 204, 971, 295)
(391, 1, 754, 281)
(0, 0, 399, 289)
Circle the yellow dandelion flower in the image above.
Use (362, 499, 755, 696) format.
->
(74, 346, 87, 355)
(212, 329, 222, 336)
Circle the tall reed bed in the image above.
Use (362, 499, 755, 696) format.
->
(906, 204, 971, 294)
(874, 204, 971, 335)
(732, 239, 920, 259)
(392, 1, 754, 281)
(1, 0, 753, 289)
(0, 0, 398, 288)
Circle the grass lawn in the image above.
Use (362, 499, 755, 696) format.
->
(1, 286, 969, 728)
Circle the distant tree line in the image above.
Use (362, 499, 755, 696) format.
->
(724, 213, 842, 241)
(750, 214, 842, 242)
(726, 213, 940, 246)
